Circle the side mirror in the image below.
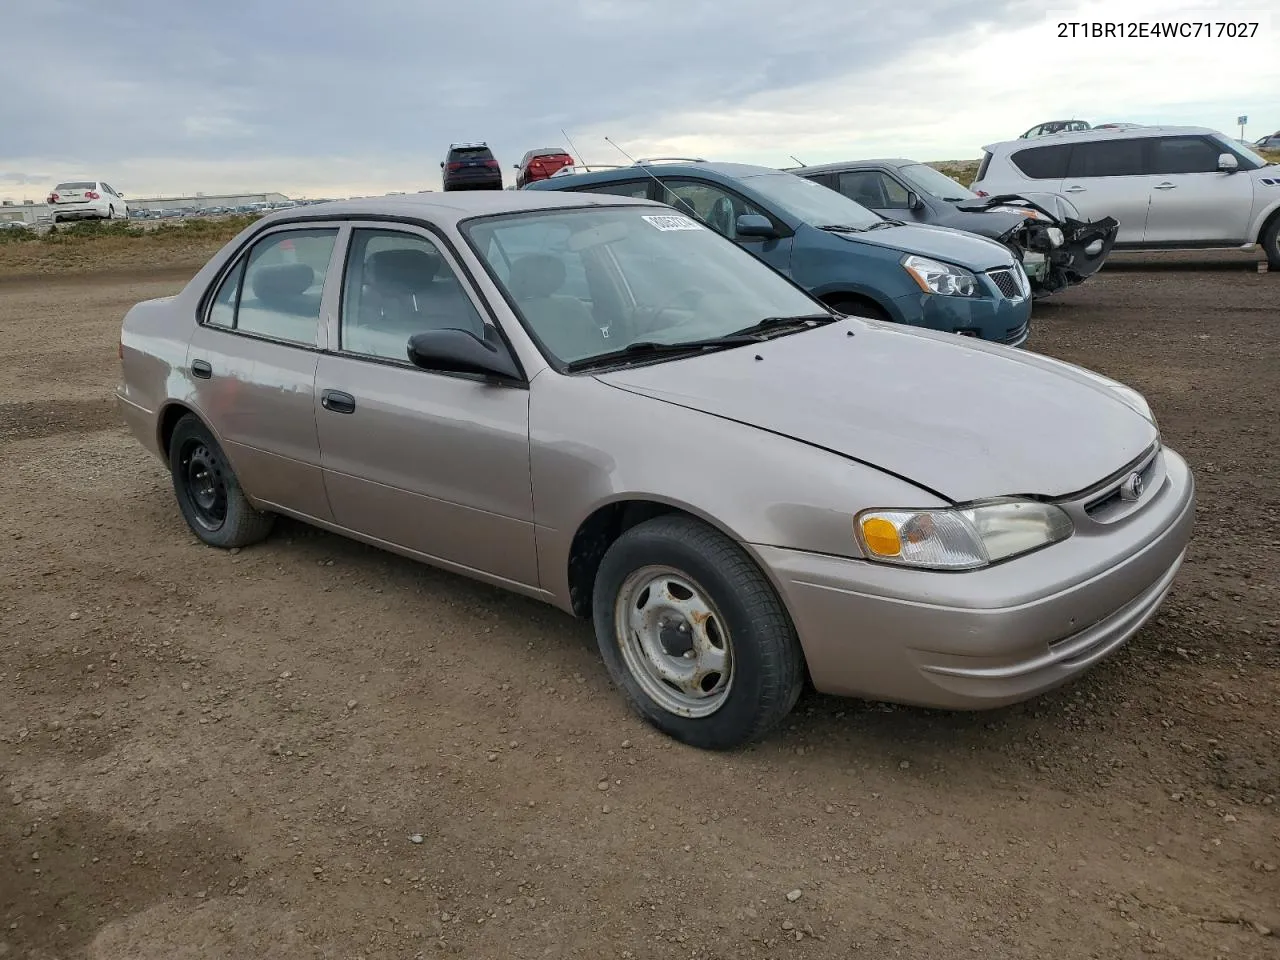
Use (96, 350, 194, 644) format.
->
(736, 213, 777, 239)
(407, 328, 521, 382)
(439, 161, 445, 169)
(1218, 152, 1239, 173)
(907, 191, 925, 212)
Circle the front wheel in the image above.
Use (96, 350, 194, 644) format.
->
(592, 515, 805, 750)
(828, 298, 890, 322)
(168, 414, 275, 548)
(1263, 218, 1280, 270)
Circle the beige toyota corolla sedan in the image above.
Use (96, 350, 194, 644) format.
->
(116, 190, 1195, 750)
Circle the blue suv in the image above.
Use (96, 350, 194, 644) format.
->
(525, 160, 1033, 345)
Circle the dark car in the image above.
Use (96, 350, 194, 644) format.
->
(441, 142, 503, 191)
(788, 159, 1118, 299)
(514, 148, 575, 188)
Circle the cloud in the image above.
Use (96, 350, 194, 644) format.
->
(0, 0, 1276, 199)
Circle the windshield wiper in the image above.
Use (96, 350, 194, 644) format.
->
(727, 313, 837, 337)
(866, 219, 902, 229)
(816, 223, 872, 233)
(564, 336, 759, 372)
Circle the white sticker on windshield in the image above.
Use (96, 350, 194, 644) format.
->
(641, 214, 702, 231)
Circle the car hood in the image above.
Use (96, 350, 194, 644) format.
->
(827, 221, 1015, 270)
(595, 320, 1158, 503)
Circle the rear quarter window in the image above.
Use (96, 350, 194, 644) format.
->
(976, 152, 992, 181)
(1009, 145, 1071, 179)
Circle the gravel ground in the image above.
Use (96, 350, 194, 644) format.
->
(1, 246, 1277, 960)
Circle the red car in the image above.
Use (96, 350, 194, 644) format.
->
(514, 148, 575, 188)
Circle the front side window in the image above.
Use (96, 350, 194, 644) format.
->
(340, 229, 486, 361)
(464, 207, 824, 367)
(1149, 136, 1223, 174)
(737, 171, 882, 229)
(576, 181, 651, 199)
(205, 228, 337, 345)
(836, 171, 912, 209)
(658, 180, 768, 240)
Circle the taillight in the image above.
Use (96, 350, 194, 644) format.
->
(447, 162, 462, 170)
(85, 191, 100, 200)
(484, 159, 498, 168)
(48, 193, 58, 203)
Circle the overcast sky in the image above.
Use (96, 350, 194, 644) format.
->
(1, 0, 1277, 201)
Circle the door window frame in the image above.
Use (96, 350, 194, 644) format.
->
(656, 176, 793, 242)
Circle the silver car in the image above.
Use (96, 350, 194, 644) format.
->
(116, 191, 1196, 750)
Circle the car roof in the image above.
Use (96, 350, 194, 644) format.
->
(529, 160, 785, 188)
(983, 124, 1219, 152)
(250, 189, 661, 228)
(783, 158, 919, 175)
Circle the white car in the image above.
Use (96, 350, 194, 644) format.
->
(971, 125, 1280, 268)
(46, 180, 129, 223)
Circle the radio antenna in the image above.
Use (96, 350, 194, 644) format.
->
(789, 154, 806, 167)
(560, 128, 592, 172)
(602, 136, 711, 227)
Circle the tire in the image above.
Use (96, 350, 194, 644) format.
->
(168, 414, 275, 548)
(1263, 217, 1280, 271)
(828, 298, 890, 322)
(591, 515, 805, 750)
(106, 206, 115, 220)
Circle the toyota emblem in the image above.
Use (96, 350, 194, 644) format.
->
(1120, 472, 1144, 501)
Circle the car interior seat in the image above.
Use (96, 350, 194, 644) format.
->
(507, 253, 604, 361)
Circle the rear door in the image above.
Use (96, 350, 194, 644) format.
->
(186, 224, 344, 521)
(1059, 138, 1154, 244)
(1142, 135, 1254, 243)
(313, 224, 538, 586)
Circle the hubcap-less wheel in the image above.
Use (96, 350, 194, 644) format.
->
(180, 441, 228, 531)
(614, 565, 733, 718)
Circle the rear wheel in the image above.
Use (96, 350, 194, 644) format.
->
(591, 515, 805, 750)
(106, 205, 115, 220)
(168, 414, 275, 548)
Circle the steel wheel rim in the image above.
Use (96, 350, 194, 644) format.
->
(180, 441, 228, 531)
(613, 565, 733, 718)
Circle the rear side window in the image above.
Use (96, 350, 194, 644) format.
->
(575, 181, 652, 199)
(976, 152, 992, 181)
(1149, 136, 1222, 174)
(1009, 145, 1071, 179)
(1066, 139, 1146, 178)
(204, 229, 338, 345)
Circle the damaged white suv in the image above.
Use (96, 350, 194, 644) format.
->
(971, 125, 1280, 268)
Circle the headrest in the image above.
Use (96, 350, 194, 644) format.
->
(508, 253, 565, 300)
(367, 248, 440, 290)
(250, 263, 314, 306)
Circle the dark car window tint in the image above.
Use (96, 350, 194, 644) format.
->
(838, 171, 910, 209)
(1149, 136, 1222, 174)
(1066, 139, 1146, 178)
(576, 181, 651, 199)
(451, 147, 493, 160)
(232, 229, 337, 345)
(659, 180, 766, 240)
(1010, 145, 1071, 179)
(340, 229, 486, 361)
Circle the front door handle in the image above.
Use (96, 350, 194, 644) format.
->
(1063, 185, 1086, 193)
(191, 359, 212, 379)
(1153, 182, 1176, 190)
(321, 389, 356, 414)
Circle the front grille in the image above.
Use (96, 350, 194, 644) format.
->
(1001, 320, 1029, 344)
(987, 267, 1021, 299)
(1083, 444, 1161, 518)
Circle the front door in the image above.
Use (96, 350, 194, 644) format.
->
(1059, 138, 1155, 244)
(185, 225, 342, 521)
(658, 177, 795, 276)
(313, 224, 538, 587)
(1142, 135, 1256, 244)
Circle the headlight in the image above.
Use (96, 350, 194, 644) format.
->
(901, 254, 979, 297)
(855, 499, 1074, 570)
(1045, 226, 1064, 247)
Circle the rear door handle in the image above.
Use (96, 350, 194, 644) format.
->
(1153, 182, 1176, 190)
(1063, 185, 1085, 193)
(191, 359, 212, 379)
(321, 389, 356, 414)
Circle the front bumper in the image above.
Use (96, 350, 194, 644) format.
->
(892, 283, 1032, 346)
(753, 446, 1196, 710)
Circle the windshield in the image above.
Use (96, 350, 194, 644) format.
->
(737, 172, 883, 229)
(897, 163, 977, 202)
(463, 207, 826, 367)
(1212, 133, 1268, 169)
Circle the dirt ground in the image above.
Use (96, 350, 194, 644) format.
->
(1, 243, 1278, 960)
